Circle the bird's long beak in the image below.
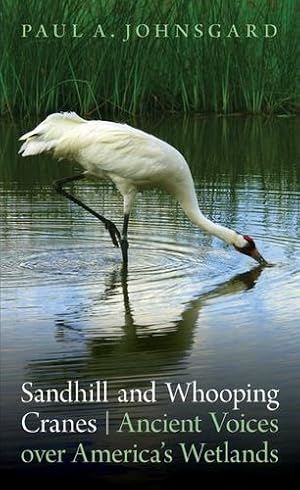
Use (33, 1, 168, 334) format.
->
(251, 248, 268, 266)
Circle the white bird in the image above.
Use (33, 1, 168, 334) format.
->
(19, 112, 267, 267)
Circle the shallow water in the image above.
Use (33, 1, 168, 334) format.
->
(0, 116, 299, 482)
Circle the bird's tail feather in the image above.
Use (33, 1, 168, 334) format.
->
(18, 138, 55, 157)
(18, 111, 86, 157)
(19, 120, 55, 157)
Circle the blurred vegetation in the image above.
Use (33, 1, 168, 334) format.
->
(0, 0, 299, 119)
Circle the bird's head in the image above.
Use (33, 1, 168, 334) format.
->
(234, 235, 268, 266)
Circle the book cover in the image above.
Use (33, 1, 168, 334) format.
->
(1, 0, 299, 486)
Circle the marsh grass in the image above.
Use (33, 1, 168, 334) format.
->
(1, 0, 299, 119)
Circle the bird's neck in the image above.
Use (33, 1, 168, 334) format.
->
(178, 190, 245, 248)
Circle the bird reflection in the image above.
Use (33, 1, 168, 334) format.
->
(28, 265, 265, 381)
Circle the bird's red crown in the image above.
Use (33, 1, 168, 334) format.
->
(243, 235, 254, 242)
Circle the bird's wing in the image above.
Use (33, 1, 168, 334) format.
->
(73, 123, 175, 182)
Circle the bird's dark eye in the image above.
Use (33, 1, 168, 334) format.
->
(243, 235, 256, 250)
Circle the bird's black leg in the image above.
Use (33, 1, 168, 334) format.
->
(53, 173, 121, 248)
(121, 213, 130, 268)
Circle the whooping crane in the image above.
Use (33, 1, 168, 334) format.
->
(19, 112, 267, 268)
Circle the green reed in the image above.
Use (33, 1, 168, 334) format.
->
(0, 0, 299, 119)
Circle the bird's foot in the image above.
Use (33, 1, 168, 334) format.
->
(105, 220, 121, 248)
